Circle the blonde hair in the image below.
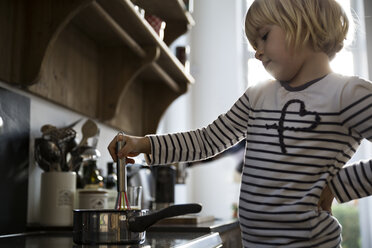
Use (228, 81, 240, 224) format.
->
(245, 0, 349, 59)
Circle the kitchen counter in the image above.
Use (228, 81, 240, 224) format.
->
(151, 218, 242, 248)
(0, 219, 240, 248)
(150, 218, 239, 233)
(0, 231, 221, 248)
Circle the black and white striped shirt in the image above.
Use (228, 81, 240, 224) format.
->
(146, 73, 372, 247)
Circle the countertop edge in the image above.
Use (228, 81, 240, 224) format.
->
(148, 219, 239, 233)
(178, 232, 222, 248)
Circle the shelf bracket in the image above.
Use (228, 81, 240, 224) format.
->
(98, 45, 160, 121)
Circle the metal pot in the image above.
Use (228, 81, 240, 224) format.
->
(73, 203, 202, 245)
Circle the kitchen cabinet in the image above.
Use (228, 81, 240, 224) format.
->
(0, 0, 194, 135)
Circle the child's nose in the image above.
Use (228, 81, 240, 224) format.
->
(255, 47, 263, 61)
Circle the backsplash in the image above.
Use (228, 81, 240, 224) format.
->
(0, 82, 142, 228)
(0, 86, 30, 234)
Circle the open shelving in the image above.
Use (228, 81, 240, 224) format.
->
(0, 0, 194, 135)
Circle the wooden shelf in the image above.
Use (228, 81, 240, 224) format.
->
(133, 0, 195, 45)
(0, 0, 194, 135)
(96, 0, 194, 86)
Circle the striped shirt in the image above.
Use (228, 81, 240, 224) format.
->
(145, 73, 372, 247)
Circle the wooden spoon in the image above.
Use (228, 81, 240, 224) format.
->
(78, 119, 98, 147)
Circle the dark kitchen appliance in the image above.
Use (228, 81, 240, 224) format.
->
(152, 165, 176, 210)
(0, 87, 30, 234)
(127, 164, 176, 210)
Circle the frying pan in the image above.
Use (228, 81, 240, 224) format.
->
(73, 203, 202, 244)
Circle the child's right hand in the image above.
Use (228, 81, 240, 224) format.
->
(107, 134, 151, 164)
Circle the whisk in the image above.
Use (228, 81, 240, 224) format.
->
(115, 132, 131, 210)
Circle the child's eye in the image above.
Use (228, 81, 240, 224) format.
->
(262, 32, 268, 41)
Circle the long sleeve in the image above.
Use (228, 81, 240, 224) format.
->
(329, 77, 372, 202)
(145, 91, 251, 165)
(338, 77, 372, 141)
(330, 160, 372, 202)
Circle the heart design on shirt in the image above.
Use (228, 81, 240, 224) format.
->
(266, 99, 321, 153)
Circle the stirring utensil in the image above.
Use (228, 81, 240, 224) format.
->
(35, 138, 62, 171)
(115, 132, 131, 210)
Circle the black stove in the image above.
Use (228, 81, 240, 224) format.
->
(0, 230, 212, 248)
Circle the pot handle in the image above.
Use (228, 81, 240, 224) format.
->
(128, 203, 202, 232)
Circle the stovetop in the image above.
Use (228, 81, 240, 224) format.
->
(0, 230, 217, 248)
(0, 219, 238, 247)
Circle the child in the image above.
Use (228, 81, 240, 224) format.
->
(108, 0, 372, 247)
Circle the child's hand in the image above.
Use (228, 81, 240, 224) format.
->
(317, 185, 334, 214)
(107, 134, 151, 164)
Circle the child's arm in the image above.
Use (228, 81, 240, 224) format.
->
(329, 160, 372, 203)
(328, 77, 372, 203)
(318, 159, 372, 210)
(144, 92, 251, 165)
(107, 91, 251, 166)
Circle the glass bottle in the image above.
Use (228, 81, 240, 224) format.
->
(105, 162, 117, 189)
(83, 160, 104, 189)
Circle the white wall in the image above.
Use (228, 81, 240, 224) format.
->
(159, 0, 247, 219)
(188, 0, 246, 220)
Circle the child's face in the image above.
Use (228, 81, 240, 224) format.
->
(254, 25, 315, 84)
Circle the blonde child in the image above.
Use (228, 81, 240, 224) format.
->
(108, 0, 372, 247)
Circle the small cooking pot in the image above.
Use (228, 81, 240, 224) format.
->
(73, 203, 202, 244)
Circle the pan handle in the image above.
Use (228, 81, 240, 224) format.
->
(128, 203, 202, 232)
